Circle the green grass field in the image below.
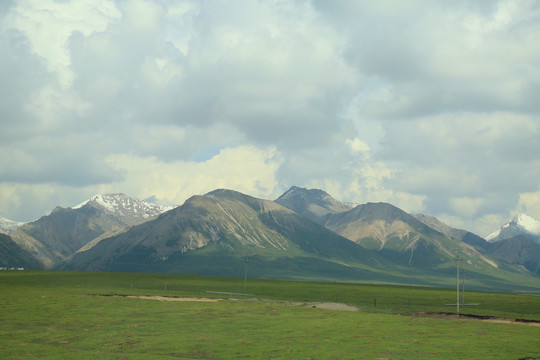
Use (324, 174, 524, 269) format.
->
(1, 271, 539, 359)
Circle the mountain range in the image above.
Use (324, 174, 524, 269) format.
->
(5, 193, 172, 268)
(2, 187, 539, 291)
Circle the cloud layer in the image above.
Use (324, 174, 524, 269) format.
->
(1, 0, 539, 236)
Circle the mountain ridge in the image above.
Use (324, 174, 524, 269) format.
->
(275, 186, 354, 224)
(8, 193, 174, 268)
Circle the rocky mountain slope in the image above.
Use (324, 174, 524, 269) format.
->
(486, 235, 540, 274)
(320, 203, 498, 272)
(0, 233, 42, 269)
(9, 193, 173, 268)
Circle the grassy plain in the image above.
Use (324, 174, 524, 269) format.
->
(1, 271, 539, 359)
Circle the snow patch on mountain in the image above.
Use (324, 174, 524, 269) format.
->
(486, 213, 540, 242)
(73, 193, 175, 219)
(0, 217, 26, 234)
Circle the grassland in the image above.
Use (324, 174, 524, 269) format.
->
(1, 271, 539, 359)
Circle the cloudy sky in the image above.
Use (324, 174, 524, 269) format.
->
(1, 0, 539, 236)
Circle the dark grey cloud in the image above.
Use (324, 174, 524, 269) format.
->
(0, 30, 56, 137)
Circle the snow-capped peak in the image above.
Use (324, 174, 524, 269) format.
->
(0, 217, 26, 234)
(72, 193, 175, 220)
(512, 213, 540, 234)
(486, 213, 540, 242)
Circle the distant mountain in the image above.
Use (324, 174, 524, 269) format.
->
(413, 214, 488, 250)
(59, 189, 384, 281)
(0, 233, 42, 269)
(73, 193, 175, 225)
(0, 217, 25, 235)
(275, 186, 353, 224)
(486, 213, 540, 243)
(486, 235, 540, 274)
(9, 193, 173, 268)
(276, 190, 539, 287)
(322, 202, 473, 267)
(412, 214, 540, 274)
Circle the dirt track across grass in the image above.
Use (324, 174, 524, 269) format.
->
(294, 301, 359, 311)
(416, 312, 540, 327)
(99, 294, 540, 324)
(127, 295, 220, 302)
(98, 294, 220, 302)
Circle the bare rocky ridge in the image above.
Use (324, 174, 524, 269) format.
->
(0, 233, 42, 268)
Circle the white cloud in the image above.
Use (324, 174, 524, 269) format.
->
(2, 0, 121, 88)
(103, 145, 282, 207)
(120, 0, 163, 33)
(517, 185, 540, 221)
(381, 112, 540, 196)
(346, 138, 370, 157)
(449, 197, 486, 218)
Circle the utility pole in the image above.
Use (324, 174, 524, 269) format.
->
(445, 254, 478, 310)
(455, 250, 461, 314)
(462, 270, 466, 305)
(243, 250, 250, 295)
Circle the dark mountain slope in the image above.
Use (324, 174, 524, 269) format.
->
(0, 233, 43, 269)
(487, 235, 540, 274)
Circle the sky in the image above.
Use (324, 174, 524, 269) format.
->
(1, 0, 540, 237)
